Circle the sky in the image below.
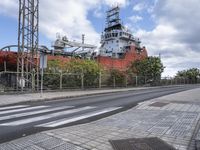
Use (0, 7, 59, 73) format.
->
(0, 0, 199, 77)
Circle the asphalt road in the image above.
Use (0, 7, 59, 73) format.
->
(0, 85, 199, 143)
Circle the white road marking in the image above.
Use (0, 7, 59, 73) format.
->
(0, 106, 48, 115)
(36, 107, 122, 128)
(0, 106, 95, 126)
(0, 105, 28, 111)
(0, 106, 74, 121)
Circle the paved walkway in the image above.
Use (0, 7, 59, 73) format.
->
(0, 87, 200, 150)
(0, 87, 150, 106)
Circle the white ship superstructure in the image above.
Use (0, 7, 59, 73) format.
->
(99, 6, 142, 58)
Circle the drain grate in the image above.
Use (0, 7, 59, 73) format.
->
(149, 102, 169, 107)
(109, 137, 176, 150)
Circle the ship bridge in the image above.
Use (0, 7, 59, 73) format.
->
(99, 6, 142, 58)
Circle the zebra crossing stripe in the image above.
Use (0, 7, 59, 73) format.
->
(0, 106, 48, 115)
(36, 107, 122, 128)
(0, 106, 95, 126)
(0, 106, 74, 121)
(0, 105, 28, 111)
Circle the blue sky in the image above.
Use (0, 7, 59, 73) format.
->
(0, 0, 200, 77)
(0, 0, 156, 47)
(0, 14, 51, 48)
(0, 15, 17, 46)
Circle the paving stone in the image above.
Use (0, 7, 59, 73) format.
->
(167, 129, 190, 137)
(178, 145, 187, 150)
(196, 140, 200, 150)
(51, 143, 87, 150)
(0, 143, 21, 150)
(82, 144, 94, 149)
(28, 133, 52, 144)
(9, 139, 33, 149)
(95, 143, 113, 150)
(36, 137, 65, 149)
(155, 121, 174, 128)
(148, 127, 168, 135)
(23, 145, 45, 150)
(76, 138, 91, 144)
(149, 102, 169, 107)
(196, 129, 200, 140)
(85, 141, 101, 148)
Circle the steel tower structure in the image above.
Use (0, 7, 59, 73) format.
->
(105, 6, 121, 31)
(17, 0, 39, 91)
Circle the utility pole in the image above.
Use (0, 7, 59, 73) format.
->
(82, 34, 85, 52)
(17, 0, 39, 91)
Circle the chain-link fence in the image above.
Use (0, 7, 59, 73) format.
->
(0, 71, 38, 92)
(0, 71, 200, 92)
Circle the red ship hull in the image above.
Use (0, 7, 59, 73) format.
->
(97, 46, 148, 71)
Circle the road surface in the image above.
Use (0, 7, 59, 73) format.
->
(0, 85, 198, 143)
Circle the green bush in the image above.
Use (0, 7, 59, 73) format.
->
(44, 58, 102, 88)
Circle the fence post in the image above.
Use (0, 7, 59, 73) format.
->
(99, 71, 102, 88)
(81, 73, 84, 89)
(40, 69, 44, 97)
(135, 76, 138, 86)
(125, 75, 128, 88)
(32, 70, 35, 91)
(113, 76, 116, 88)
(60, 71, 63, 90)
(4, 61, 7, 72)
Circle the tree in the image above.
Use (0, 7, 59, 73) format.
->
(128, 56, 164, 84)
(176, 68, 200, 83)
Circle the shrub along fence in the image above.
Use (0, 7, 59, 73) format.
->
(0, 71, 200, 92)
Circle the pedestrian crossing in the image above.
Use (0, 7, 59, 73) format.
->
(0, 105, 48, 115)
(0, 106, 74, 121)
(0, 105, 28, 111)
(0, 104, 122, 128)
(36, 107, 121, 128)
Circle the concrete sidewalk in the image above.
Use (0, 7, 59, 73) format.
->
(0, 87, 200, 150)
(0, 87, 152, 106)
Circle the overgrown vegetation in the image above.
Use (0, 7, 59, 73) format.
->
(44, 58, 102, 89)
(108, 69, 126, 87)
(128, 56, 165, 85)
(43, 56, 166, 88)
(176, 68, 200, 83)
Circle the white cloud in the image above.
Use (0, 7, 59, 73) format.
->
(136, 0, 200, 77)
(39, 0, 103, 45)
(129, 15, 143, 23)
(0, 0, 18, 17)
(39, 0, 99, 45)
(104, 0, 129, 7)
(93, 5, 104, 18)
(133, 2, 146, 12)
(0, 0, 129, 46)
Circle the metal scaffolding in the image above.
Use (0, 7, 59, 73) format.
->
(17, 0, 39, 91)
(105, 6, 121, 31)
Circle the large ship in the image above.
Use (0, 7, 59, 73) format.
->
(0, 6, 147, 72)
(97, 6, 148, 70)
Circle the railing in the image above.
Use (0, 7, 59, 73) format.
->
(0, 71, 200, 93)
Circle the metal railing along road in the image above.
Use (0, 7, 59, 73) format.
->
(0, 71, 200, 93)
